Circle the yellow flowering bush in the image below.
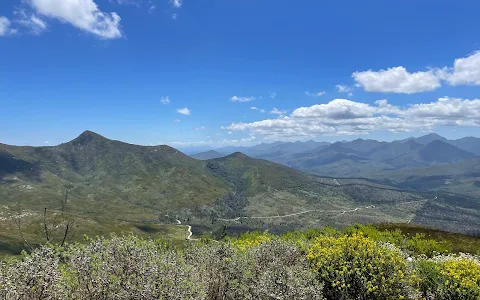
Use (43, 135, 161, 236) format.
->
(306, 233, 412, 300)
(417, 253, 480, 299)
(229, 231, 273, 251)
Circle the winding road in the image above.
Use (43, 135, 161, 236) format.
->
(218, 199, 428, 222)
(176, 219, 198, 241)
(174, 197, 435, 239)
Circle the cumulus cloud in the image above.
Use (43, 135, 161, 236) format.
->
(28, 0, 122, 39)
(352, 51, 480, 93)
(305, 91, 326, 97)
(0, 17, 14, 36)
(226, 97, 480, 139)
(439, 51, 480, 86)
(161, 96, 170, 104)
(292, 99, 376, 119)
(169, 0, 182, 8)
(250, 106, 259, 110)
(14, 10, 47, 34)
(231, 96, 255, 102)
(270, 92, 276, 99)
(194, 126, 205, 131)
(352, 67, 440, 94)
(177, 107, 190, 115)
(172, 13, 178, 20)
(173, 119, 181, 123)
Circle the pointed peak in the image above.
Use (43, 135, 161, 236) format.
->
(229, 152, 249, 158)
(70, 130, 108, 145)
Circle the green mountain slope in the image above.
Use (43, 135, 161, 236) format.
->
(190, 150, 225, 160)
(1, 131, 479, 251)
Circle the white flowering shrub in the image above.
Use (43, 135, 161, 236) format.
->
(189, 239, 324, 300)
(0, 246, 62, 299)
(0, 236, 322, 300)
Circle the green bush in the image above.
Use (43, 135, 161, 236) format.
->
(189, 239, 324, 299)
(1, 228, 479, 300)
(416, 253, 480, 300)
(306, 233, 413, 300)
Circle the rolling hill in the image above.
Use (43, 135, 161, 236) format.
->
(190, 150, 225, 160)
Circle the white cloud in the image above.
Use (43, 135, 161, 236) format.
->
(14, 10, 47, 35)
(251, 106, 266, 113)
(305, 91, 326, 97)
(335, 85, 352, 93)
(405, 97, 480, 120)
(149, 5, 156, 14)
(44, 141, 50, 144)
(169, 0, 182, 8)
(270, 107, 287, 117)
(168, 135, 256, 148)
(172, 13, 178, 20)
(440, 51, 480, 86)
(352, 67, 440, 94)
(228, 131, 232, 135)
(270, 92, 276, 99)
(177, 107, 190, 115)
(173, 119, 180, 123)
(292, 99, 376, 119)
(112, 0, 140, 6)
(225, 97, 480, 139)
(194, 126, 205, 131)
(161, 96, 170, 104)
(0, 17, 14, 36)
(231, 96, 255, 102)
(28, 0, 122, 39)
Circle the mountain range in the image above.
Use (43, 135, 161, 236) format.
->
(0, 131, 479, 252)
(191, 133, 480, 198)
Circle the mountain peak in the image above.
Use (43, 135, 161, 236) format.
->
(414, 133, 447, 145)
(70, 130, 108, 145)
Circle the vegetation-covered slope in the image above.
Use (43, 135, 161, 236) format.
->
(1, 225, 479, 299)
(1, 131, 479, 254)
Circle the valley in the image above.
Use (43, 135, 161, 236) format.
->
(1, 131, 479, 255)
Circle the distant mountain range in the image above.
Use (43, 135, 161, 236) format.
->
(0, 131, 479, 249)
(189, 134, 480, 196)
(189, 133, 480, 201)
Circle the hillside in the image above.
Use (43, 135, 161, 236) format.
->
(1, 131, 479, 253)
(190, 150, 225, 160)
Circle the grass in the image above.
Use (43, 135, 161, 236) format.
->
(375, 223, 480, 254)
(0, 211, 188, 257)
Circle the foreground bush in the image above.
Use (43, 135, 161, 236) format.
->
(1, 230, 479, 299)
(417, 253, 480, 300)
(189, 240, 323, 299)
(0, 236, 322, 299)
(306, 233, 413, 300)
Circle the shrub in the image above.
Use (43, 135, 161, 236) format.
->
(0, 247, 62, 299)
(416, 253, 480, 300)
(306, 233, 413, 300)
(190, 239, 324, 299)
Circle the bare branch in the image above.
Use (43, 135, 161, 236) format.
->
(43, 208, 50, 242)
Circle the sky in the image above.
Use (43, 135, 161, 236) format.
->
(1, 0, 480, 150)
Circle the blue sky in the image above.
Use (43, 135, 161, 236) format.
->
(1, 0, 480, 149)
